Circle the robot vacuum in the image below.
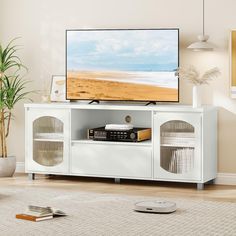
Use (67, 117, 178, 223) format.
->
(134, 200, 177, 214)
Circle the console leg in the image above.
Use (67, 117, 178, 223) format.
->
(206, 179, 215, 185)
(197, 183, 204, 190)
(45, 174, 53, 178)
(28, 173, 35, 180)
(211, 179, 216, 184)
(115, 178, 120, 184)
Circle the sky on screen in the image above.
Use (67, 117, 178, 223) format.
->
(67, 29, 178, 72)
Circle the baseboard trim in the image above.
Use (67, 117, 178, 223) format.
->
(215, 173, 236, 185)
(16, 162, 25, 173)
(15, 162, 236, 185)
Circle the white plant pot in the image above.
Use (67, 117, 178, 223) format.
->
(192, 85, 202, 108)
(0, 156, 16, 177)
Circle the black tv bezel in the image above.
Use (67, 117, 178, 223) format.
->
(65, 28, 179, 103)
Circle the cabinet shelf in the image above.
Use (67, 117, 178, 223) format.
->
(35, 132, 63, 139)
(71, 139, 152, 146)
(34, 138, 63, 142)
(161, 137, 195, 145)
(161, 144, 195, 148)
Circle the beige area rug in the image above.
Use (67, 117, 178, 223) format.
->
(0, 185, 236, 236)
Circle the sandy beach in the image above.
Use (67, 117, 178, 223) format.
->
(67, 71, 178, 101)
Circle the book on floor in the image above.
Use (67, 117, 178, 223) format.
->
(27, 205, 66, 217)
(16, 214, 53, 222)
(16, 205, 66, 222)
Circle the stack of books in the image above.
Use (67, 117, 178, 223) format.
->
(16, 205, 66, 222)
(168, 148, 194, 174)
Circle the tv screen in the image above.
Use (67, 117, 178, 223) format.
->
(66, 29, 179, 102)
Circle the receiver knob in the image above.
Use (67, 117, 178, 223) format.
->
(130, 132, 136, 140)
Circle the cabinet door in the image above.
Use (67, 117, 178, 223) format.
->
(26, 108, 70, 174)
(153, 112, 202, 181)
(71, 143, 152, 178)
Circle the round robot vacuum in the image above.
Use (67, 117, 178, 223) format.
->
(134, 200, 177, 214)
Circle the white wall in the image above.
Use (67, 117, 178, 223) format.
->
(1, 0, 236, 173)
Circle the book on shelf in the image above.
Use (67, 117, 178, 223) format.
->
(16, 205, 66, 222)
(168, 148, 194, 174)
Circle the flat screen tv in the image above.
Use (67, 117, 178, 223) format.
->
(66, 28, 179, 102)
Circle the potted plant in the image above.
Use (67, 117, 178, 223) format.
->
(0, 38, 32, 177)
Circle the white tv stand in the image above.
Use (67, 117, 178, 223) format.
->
(24, 103, 217, 190)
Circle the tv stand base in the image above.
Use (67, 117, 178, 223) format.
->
(24, 103, 217, 191)
(28, 173, 35, 180)
(197, 183, 204, 190)
(145, 101, 156, 106)
(89, 100, 100, 104)
(115, 178, 120, 184)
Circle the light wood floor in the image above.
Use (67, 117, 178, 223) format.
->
(1, 174, 236, 203)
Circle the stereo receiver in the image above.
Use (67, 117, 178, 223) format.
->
(88, 127, 151, 142)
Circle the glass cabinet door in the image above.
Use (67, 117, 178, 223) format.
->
(153, 112, 202, 181)
(33, 116, 64, 167)
(27, 109, 69, 173)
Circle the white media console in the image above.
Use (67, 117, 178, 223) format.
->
(24, 103, 217, 190)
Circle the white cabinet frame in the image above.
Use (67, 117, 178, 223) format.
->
(25, 108, 70, 174)
(153, 112, 202, 181)
(24, 104, 217, 189)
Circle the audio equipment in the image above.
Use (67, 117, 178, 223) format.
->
(88, 127, 151, 142)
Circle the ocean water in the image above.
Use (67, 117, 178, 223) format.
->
(94, 71, 178, 89)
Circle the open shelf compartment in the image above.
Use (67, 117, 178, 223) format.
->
(71, 109, 152, 142)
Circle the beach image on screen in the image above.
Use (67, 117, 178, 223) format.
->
(66, 29, 178, 101)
